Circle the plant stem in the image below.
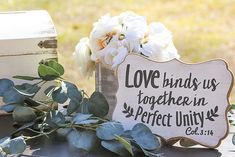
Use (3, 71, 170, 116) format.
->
(70, 124, 96, 131)
(33, 80, 45, 86)
(24, 129, 57, 141)
(91, 116, 108, 122)
(81, 90, 89, 98)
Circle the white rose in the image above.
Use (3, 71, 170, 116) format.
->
(94, 35, 128, 68)
(73, 37, 95, 78)
(118, 11, 147, 52)
(89, 12, 148, 68)
(89, 14, 121, 61)
(140, 22, 180, 61)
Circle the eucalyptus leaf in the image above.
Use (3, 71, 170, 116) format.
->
(67, 100, 79, 115)
(63, 81, 82, 102)
(45, 110, 65, 128)
(79, 119, 99, 125)
(89, 92, 109, 117)
(230, 104, 235, 110)
(0, 104, 16, 113)
(15, 83, 41, 97)
(47, 60, 64, 76)
(13, 75, 40, 81)
(57, 128, 72, 137)
(101, 140, 131, 157)
(96, 122, 124, 140)
(0, 79, 14, 96)
(122, 130, 133, 139)
(78, 98, 90, 114)
(232, 134, 235, 145)
(0, 136, 26, 155)
(51, 87, 68, 103)
(131, 123, 160, 150)
(72, 113, 92, 124)
(38, 64, 60, 81)
(67, 130, 98, 151)
(0, 138, 9, 145)
(115, 135, 134, 156)
(11, 122, 35, 136)
(2, 88, 24, 104)
(13, 106, 36, 124)
(140, 147, 164, 157)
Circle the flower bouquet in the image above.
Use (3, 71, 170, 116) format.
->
(74, 11, 179, 76)
(74, 11, 180, 117)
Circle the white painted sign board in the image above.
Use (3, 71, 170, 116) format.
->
(113, 54, 233, 148)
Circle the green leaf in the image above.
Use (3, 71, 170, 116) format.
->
(51, 87, 68, 103)
(115, 135, 134, 156)
(13, 106, 36, 124)
(67, 130, 98, 151)
(96, 122, 124, 140)
(179, 139, 198, 147)
(38, 64, 60, 81)
(67, 100, 80, 115)
(47, 60, 64, 76)
(77, 119, 99, 125)
(15, 83, 41, 97)
(0, 136, 26, 155)
(71, 113, 98, 124)
(11, 122, 35, 136)
(0, 138, 9, 146)
(140, 147, 164, 157)
(57, 128, 72, 137)
(131, 123, 160, 150)
(230, 104, 235, 110)
(13, 75, 40, 81)
(88, 92, 109, 117)
(78, 98, 90, 114)
(101, 140, 131, 156)
(0, 79, 14, 96)
(122, 130, 133, 139)
(232, 134, 235, 145)
(0, 104, 16, 113)
(38, 60, 64, 81)
(63, 81, 82, 102)
(3, 88, 24, 104)
(45, 110, 65, 128)
(72, 113, 92, 124)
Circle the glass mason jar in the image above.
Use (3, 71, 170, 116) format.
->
(95, 63, 118, 119)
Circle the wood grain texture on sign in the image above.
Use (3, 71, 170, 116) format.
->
(112, 54, 233, 148)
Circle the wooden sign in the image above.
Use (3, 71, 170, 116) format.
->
(112, 54, 233, 148)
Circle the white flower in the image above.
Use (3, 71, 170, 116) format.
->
(89, 14, 121, 60)
(89, 12, 148, 68)
(140, 22, 180, 61)
(73, 37, 95, 78)
(118, 11, 147, 52)
(80, 12, 179, 71)
(94, 35, 128, 68)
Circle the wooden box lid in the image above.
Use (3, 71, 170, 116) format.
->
(0, 10, 57, 55)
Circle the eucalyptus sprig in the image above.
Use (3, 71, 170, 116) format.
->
(0, 59, 162, 157)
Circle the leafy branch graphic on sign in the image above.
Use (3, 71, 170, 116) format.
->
(206, 106, 219, 121)
(122, 103, 134, 118)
